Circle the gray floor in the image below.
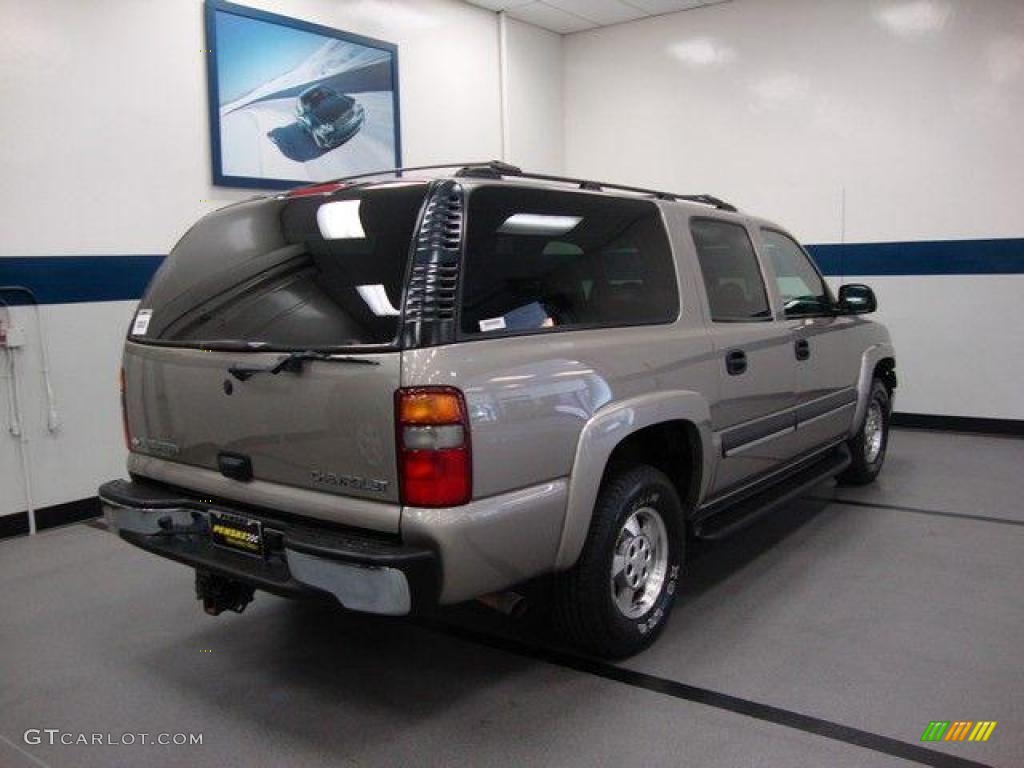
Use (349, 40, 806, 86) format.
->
(2, 429, 1022, 768)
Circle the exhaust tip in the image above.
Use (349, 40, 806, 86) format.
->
(477, 591, 528, 620)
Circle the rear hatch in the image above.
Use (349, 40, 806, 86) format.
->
(122, 182, 430, 512)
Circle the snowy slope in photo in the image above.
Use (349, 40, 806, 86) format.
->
(221, 39, 389, 116)
(217, 37, 397, 182)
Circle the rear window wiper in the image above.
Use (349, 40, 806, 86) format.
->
(228, 350, 379, 381)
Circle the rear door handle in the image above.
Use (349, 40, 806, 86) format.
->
(795, 339, 810, 361)
(725, 350, 747, 376)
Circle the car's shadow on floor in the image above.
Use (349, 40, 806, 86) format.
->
(133, 595, 558, 753)
(682, 486, 836, 596)
(134, 484, 838, 745)
(439, 484, 839, 649)
(267, 123, 331, 162)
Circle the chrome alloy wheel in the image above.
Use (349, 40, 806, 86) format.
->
(610, 507, 669, 619)
(864, 400, 884, 463)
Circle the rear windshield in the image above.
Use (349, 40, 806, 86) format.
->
(135, 183, 428, 350)
(460, 187, 678, 336)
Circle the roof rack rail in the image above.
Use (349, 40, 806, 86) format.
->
(455, 160, 738, 212)
(313, 160, 737, 212)
(319, 161, 497, 186)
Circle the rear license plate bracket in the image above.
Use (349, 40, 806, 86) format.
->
(209, 511, 264, 557)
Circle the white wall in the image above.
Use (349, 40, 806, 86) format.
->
(0, 302, 136, 517)
(564, 0, 1024, 419)
(503, 16, 564, 172)
(0, 0, 506, 256)
(0, 0, 561, 518)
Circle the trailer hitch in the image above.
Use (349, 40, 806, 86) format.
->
(195, 570, 255, 616)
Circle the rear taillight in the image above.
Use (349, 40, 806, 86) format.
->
(286, 181, 348, 198)
(119, 366, 131, 450)
(396, 387, 472, 507)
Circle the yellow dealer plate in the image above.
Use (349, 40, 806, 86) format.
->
(209, 511, 263, 558)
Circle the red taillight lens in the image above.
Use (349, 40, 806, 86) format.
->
(401, 449, 471, 506)
(396, 387, 471, 507)
(119, 366, 131, 450)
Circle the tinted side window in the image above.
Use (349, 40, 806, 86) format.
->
(460, 187, 678, 335)
(761, 229, 831, 317)
(690, 219, 771, 322)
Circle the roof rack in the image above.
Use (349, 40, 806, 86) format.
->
(454, 160, 738, 212)
(320, 161, 495, 185)
(319, 160, 737, 212)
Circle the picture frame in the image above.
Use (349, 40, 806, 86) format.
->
(204, 0, 402, 190)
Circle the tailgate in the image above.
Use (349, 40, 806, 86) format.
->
(124, 343, 400, 506)
(118, 182, 431, 527)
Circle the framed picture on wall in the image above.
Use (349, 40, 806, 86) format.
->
(204, 0, 402, 189)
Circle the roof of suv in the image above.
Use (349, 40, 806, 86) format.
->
(281, 160, 741, 216)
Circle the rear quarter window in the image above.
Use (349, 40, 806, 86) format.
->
(459, 187, 679, 336)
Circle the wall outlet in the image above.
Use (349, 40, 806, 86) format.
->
(2, 325, 26, 348)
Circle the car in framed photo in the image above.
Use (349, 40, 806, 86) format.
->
(205, 0, 401, 189)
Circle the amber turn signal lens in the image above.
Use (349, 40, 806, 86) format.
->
(398, 390, 464, 425)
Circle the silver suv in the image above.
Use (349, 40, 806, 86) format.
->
(100, 161, 896, 657)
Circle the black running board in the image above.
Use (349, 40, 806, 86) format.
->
(692, 445, 851, 541)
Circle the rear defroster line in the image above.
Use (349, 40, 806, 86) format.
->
(415, 618, 994, 768)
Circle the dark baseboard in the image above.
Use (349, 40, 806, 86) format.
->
(0, 512, 30, 539)
(0, 497, 102, 541)
(892, 412, 1024, 437)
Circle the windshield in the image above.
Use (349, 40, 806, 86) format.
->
(133, 183, 428, 350)
(302, 88, 328, 106)
(314, 94, 355, 122)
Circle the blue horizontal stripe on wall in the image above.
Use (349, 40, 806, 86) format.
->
(1, 237, 1022, 305)
(807, 237, 1024, 276)
(0, 255, 164, 305)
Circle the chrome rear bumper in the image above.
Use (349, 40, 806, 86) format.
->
(99, 479, 438, 616)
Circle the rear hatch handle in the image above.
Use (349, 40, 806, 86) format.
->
(228, 351, 380, 382)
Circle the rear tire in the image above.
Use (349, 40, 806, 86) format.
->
(838, 379, 890, 486)
(552, 465, 684, 658)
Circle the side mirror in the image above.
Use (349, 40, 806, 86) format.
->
(837, 284, 877, 315)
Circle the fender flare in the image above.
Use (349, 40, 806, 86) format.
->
(850, 342, 896, 437)
(554, 390, 714, 571)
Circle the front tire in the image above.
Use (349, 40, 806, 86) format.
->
(838, 378, 891, 485)
(552, 465, 684, 658)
